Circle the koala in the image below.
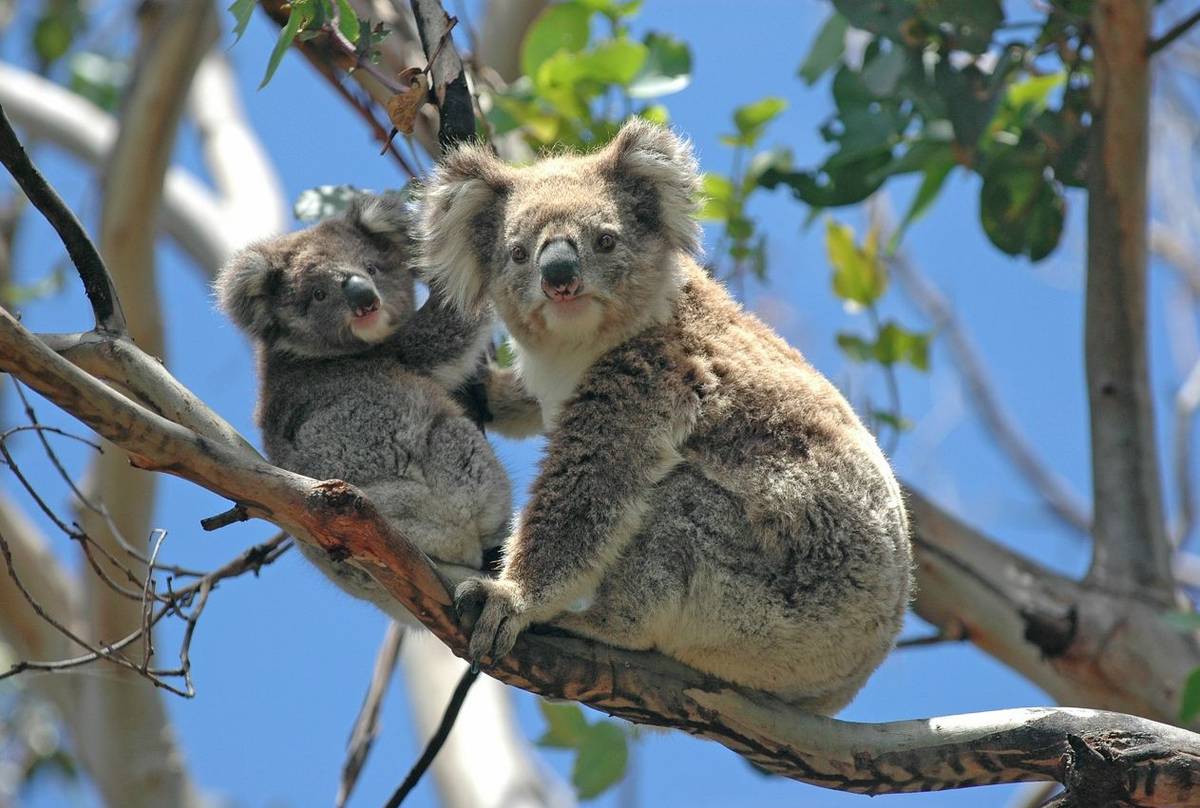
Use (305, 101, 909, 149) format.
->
(215, 194, 512, 623)
(414, 120, 913, 713)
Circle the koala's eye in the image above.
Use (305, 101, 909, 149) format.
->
(366, 263, 380, 276)
(596, 233, 616, 252)
(312, 288, 327, 302)
(510, 245, 529, 264)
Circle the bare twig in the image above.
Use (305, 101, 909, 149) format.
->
(338, 622, 405, 808)
(1148, 7, 1200, 56)
(0, 104, 125, 333)
(384, 665, 479, 807)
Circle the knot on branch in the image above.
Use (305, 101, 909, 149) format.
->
(309, 479, 367, 514)
(1021, 604, 1077, 659)
(1059, 733, 1132, 806)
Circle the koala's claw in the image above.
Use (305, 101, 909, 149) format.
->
(454, 577, 528, 664)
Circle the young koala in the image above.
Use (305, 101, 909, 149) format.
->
(215, 194, 512, 623)
(415, 120, 913, 713)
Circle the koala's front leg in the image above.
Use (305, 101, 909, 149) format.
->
(391, 288, 492, 387)
(456, 338, 701, 663)
(481, 363, 543, 438)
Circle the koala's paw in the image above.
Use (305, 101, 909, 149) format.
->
(454, 577, 529, 664)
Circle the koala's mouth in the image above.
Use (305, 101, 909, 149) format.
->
(540, 277, 584, 304)
(351, 300, 381, 319)
(348, 305, 394, 342)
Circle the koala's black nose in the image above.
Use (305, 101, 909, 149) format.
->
(342, 275, 380, 314)
(538, 239, 580, 294)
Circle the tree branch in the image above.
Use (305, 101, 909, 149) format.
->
(0, 106, 124, 333)
(1148, 7, 1200, 56)
(1085, 0, 1174, 601)
(410, 0, 475, 148)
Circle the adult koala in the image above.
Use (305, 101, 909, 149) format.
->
(215, 194, 511, 622)
(415, 120, 913, 713)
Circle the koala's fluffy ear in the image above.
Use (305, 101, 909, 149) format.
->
(348, 191, 410, 244)
(214, 246, 282, 341)
(599, 118, 702, 255)
(414, 144, 511, 313)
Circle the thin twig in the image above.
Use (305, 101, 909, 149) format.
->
(337, 621, 405, 808)
(384, 665, 479, 808)
(1148, 8, 1200, 56)
(0, 103, 125, 332)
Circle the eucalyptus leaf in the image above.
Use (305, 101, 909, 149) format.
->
(798, 12, 848, 85)
(538, 700, 589, 749)
(628, 32, 691, 98)
(572, 721, 628, 800)
(521, 2, 592, 80)
(228, 0, 256, 44)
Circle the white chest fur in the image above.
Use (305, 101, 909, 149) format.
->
(512, 340, 602, 428)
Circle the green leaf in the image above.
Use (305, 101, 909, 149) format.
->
(576, 0, 641, 19)
(798, 12, 848, 85)
(861, 45, 907, 97)
(572, 721, 628, 799)
(743, 147, 793, 193)
(733, 97, 788, 145)
(761, 150, 891, 208)
(697, 173, 734, 221)
(890, 147, 955, 249)
(521, 2, 592, 80)
(68, 52, 129, 112)
(293, 184, 368, 221)
(580, 38, 647, 86)
(228, 0, 256, 44)
(1006, 72, 1065, 114)
(836, 332, 875, 363)
(875, 322, 930, 369)
(260, 0, 310, 88)
(825, 220, 887, 305)
(1, 265, 67, 306)
(1182, 667, 1200, 723)
(637, 104, 670, 125)
(979, 152, 1065, 261)
(33, 12, 75, 65)
(872, 410, 913, 431)
(831, 0, 916, 40)
(335, 0, 359, 43)
(628, 32, 691, 99)
(918, 0, 1003, 54)
(537, 700, 589, 749)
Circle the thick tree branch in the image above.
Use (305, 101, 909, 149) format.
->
(477, 0, 549, 82)
(908, 489, 1200, 726)
(1085, 0, 1174, 601)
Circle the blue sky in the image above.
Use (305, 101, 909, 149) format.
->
(2, 0, 1189, 806)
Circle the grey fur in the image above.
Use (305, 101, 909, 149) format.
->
(215, 194, 511, 623)
(416, 120, 913, 713)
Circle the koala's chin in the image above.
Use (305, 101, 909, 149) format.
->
(348, 306, 399, 344)
(533, 295, 604, 344)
